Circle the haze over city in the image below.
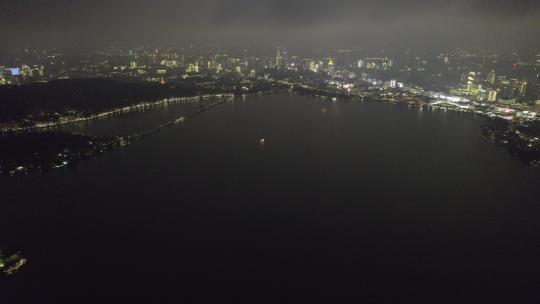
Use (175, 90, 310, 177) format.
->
(1, 0, 540, 48)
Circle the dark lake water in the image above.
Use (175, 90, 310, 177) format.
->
(2, 94, 539, 303)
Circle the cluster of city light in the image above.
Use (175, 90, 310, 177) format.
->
(0, 93, 234, 133)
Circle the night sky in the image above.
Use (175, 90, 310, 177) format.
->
(0, 0, 539, 48)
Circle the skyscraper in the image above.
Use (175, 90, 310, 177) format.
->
(488, 90, 498, 102)
(518, 82, 527, 97)
(309, 60, 317, 72)
(487, 71, 496, 85)
(467, 72, 477, 91)
(275, 48, 282, 69)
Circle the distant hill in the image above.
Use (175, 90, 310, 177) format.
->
(0, 78, 207, 122)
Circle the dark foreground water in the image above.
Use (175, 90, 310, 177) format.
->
(2, 94, 539, 303)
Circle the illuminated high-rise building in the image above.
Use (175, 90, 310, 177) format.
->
(309, 60, 317, 72)
(467, 71, 476, 90)
(487, 71, 496, 85)
(488, 90, 498, 102)
(275, 48, 282, 69)
(282, 51, 289, 68)
(235, 66, 242, 76)
(443, 54, 449, 65)
(360, 58, 392, 70)
(328, 58, 334, 67)
(518, 82, 527, 97)
(186, 63, 199, 73)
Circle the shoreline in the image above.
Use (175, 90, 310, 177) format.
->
(1, 91, 538, 177)
(0, 95, 234, 177)
(0, 93, 235, 134)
